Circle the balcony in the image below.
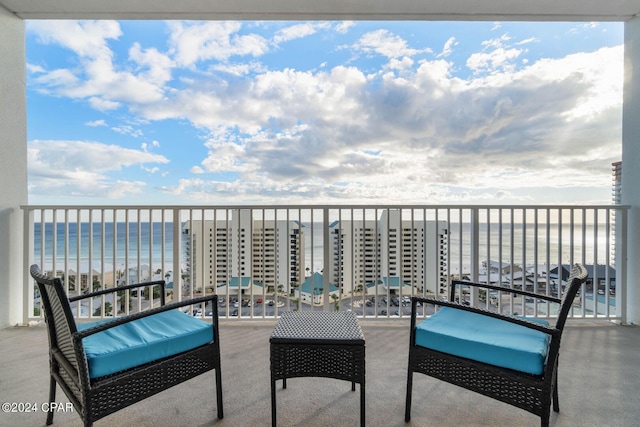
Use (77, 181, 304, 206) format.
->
(16, 207, 638, 421)
(2, 318, 639, 426)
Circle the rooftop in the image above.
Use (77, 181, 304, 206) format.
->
(1, 319, 639, 427)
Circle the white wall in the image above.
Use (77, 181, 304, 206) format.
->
(623, 16, 640, 325)
(0, 7, 27, 327)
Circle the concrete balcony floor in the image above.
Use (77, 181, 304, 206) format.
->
(1, 319, 639, 427)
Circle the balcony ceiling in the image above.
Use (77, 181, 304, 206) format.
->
(1, 0, 639, 21)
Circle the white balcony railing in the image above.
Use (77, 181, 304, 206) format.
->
(22, 205, 628, 323)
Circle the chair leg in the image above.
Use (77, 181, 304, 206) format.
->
(552, 367, 560, 412)
(46, 376, 56, 425)
(541, 413, 550, 427)
(404, 368, 413, 422)
(215, 364, 224, 419)
(47, 376, 56, 426)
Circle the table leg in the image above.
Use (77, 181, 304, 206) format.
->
(271, 375, 277, 427)
(360, 382, 365, 427)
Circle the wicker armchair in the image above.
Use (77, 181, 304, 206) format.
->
(405, 263, 587, 427)
(30, 264, 223, 427)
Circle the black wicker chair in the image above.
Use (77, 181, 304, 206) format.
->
(405, 263, 587, 427)
(30, 264, 223, 427)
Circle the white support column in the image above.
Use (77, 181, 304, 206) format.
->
(0, 7, 27, 327)
(623, 16, 640, 325)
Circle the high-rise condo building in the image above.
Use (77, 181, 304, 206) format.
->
(183, 210, 305, 294)
(328, 210, 448, 296)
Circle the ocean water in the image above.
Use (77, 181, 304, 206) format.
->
(33, 222, 176, 272)
(306, 221, 613, 274)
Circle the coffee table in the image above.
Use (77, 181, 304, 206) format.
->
(270, 311, 366, 426)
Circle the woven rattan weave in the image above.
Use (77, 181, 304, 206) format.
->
(405, 264, 587, 427)
(30, 264, 223, 427)
(270, 311, 365, 426)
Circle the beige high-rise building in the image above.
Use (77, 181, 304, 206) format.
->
(328, 210, 448, 296)
(183, 210, 305, 294)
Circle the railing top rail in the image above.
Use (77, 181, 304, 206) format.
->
(21, 204, 632, 210)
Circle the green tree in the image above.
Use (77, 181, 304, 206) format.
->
(331, 294, 339, 311)
(142, 285, 161, 300)
(117, 288, 132, 313)
(93, 302, 112, 317)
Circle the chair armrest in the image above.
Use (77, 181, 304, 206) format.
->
(68, 280, 166, 302)
(410, 296, 560, 337)
(73, 294, 218, 340)
(451, 280, 562, 305)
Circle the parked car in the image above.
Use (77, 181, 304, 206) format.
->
(231, 309, 238, 316)
(267, 300, 275, 306)
(256, 298, 263, 304)
(379, 309, 387, 315)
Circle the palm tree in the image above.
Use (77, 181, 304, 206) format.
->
(331, 294, 339, 311)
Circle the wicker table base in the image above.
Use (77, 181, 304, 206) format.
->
(270, 311, 366, 426)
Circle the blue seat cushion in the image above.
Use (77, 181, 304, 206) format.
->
(414, 307, 550, 375)
(78, 309, 213, 379)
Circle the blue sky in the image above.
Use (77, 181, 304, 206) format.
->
(26, 20, 623, 205)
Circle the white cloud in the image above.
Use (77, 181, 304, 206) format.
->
(336, 21, 355, 34)
(168, 21, 269, 66)
(273, 23, 318, 44)
(142, 166, 160, 174)
(27, 20, 171, 111)
(89, 97, 121, 111)
(28, 139, 169, 200)
(437, 37, 457, 58)
(353, 29, 431, 59)
(27, 63, 46, 73)
(211, 62, 266, 76)
(467, 47, 523, 74)
(86, 119, 107, 127)
(128, 42, 173, 85)
(112, 125, 143, 138)
(28, 20, 122, 57)
(34, 69, 79, 88)
(516, 37, 538, 46)
(467, 35, 524, 74)
(141, 141, 159, 152)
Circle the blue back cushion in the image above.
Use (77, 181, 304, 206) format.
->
(79, 309, 213, 379)
(415, 307, 550, 375)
